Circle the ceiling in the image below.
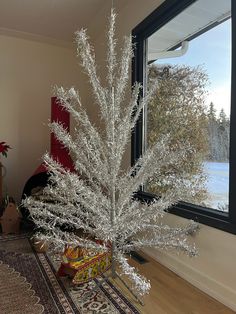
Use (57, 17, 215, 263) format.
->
(148, 0, 231, 62)
(0, 0, 113, 43)
(0, 0, 230, 53)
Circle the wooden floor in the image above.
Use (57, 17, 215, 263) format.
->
(111, 252, 235, 314)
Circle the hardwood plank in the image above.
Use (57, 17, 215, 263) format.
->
(111, 252, 235, 314)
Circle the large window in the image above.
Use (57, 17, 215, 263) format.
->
(132, 0, 236, 234)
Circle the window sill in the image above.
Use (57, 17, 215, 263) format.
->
(135, 190, 236, 235)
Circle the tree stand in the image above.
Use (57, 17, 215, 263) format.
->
(57, 244, 144, 306)
(82, 259, 144, 306)
(86, 243, 144, 306)
(110, 244, 144, 306)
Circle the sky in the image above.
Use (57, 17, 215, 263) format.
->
(154, 19, 231, 117)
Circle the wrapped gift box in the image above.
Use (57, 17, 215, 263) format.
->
(57, 246, 112, 284)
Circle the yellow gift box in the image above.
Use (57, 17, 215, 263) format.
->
(57, 246, 112, 284)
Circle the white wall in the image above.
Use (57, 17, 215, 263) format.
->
(143, 215, 236, 311)
(88, 0, 236, 311)
(0, 34, 83, 202)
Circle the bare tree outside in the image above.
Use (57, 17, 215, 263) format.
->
(147, 64, 209, 205)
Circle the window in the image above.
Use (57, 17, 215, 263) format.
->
(132, 0, 236, 234)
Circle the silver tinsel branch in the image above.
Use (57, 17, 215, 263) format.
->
(23, 9, 199, 296)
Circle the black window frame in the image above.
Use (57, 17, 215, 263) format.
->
(132, 0, 236, 234)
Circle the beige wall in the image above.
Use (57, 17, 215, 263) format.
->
(88, 0, 236, 311)
(0, 34, 84, 202)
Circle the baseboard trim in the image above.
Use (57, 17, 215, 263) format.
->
(142, 248, 236, 312)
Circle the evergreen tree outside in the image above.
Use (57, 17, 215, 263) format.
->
(207, 102, 219, 161)
(207, 105, 230, 162)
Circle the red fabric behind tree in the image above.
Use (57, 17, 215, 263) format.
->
(34, 97, 75, 175)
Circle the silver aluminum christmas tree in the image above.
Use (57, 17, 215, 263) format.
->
(23, 10, 199, 297)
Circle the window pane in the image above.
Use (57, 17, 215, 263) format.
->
(145, 0, 231, 212)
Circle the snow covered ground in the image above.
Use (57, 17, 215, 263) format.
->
(204, 162, 229, 211)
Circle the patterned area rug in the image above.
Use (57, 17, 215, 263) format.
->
(0, 234, 140, 314)
(0, 260, 44, 314)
